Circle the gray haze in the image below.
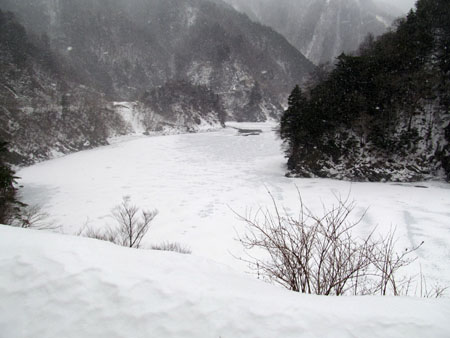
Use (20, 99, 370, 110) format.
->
(222, 0, 398, 64)
(392, 0, 417, 13)
(226, 0, 416, 15)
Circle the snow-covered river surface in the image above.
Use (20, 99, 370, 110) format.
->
(18, 122, 450, 288)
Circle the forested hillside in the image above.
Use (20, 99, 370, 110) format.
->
(0, 0, 314, 164)
(0, 9, 226, 163)
(0, 10, 127, 163)
(281, 0, 450, 181)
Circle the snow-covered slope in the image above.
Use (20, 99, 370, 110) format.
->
(1, 226, 449, 338)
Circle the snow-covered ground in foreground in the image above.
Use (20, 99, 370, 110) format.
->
(1, 226, 449, 338)
(17, 122, 450, 288)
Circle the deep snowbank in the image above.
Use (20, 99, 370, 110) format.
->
(1, 226, 449, 338)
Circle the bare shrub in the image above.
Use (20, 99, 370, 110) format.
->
(79, 197, 157, 249)
(416, 269, 448, 298)
(77, 225, 118, 244)
(112, 196, 158, 248)
(370, 228, 423, 296)
(10, 205, 60, 231)
(421, 285, 448, 298)
(236, 191, 424, 296)
(151, 242, 192, 254)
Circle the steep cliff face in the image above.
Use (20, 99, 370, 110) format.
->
(0, 0, 315, 163)
(223, 0, 399, 65)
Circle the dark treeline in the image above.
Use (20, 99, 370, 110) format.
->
(280, 0, 450, 181)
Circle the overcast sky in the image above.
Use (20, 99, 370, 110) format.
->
(391, 0, 417, 13)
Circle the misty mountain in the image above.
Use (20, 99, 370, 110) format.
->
(0, 0, 314, 163)
(0, 0, 314, 116)
(0, 9, 228, 163)
(223, 0, 400, 65)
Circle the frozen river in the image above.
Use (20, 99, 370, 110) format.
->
(18, 122, 450, 288)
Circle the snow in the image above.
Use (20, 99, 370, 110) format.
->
(185, 6, 198, 27)
(17, 122, 450, 289)
(1, 226, 449, 338)
(1, 83, 19, 99)
(113, 101, 146, 134)
(188, 62, 214, 86)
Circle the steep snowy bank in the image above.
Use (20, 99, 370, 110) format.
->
(1, 226, 449, 338)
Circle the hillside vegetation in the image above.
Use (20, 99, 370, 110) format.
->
(281, 0, 450, 181)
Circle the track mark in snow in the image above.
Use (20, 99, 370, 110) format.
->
(403, 210, 424, 250)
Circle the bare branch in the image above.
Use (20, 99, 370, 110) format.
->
(236, 191, 429, 296)
(79, 197, 157, 249)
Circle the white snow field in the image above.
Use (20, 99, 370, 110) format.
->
(17, 123, 450, 287)
(1, 226, 450, 338)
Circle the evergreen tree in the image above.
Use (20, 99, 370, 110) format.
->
(280, 85, 306, 146)
(0, 141, 20, 224)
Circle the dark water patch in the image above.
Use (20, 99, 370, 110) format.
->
(235, 128, 263, 136)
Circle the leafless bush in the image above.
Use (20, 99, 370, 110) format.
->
(370, 228, 423, 296)
(9, 205, 60, 231)
(111, 196, 158, 248)
(421, 285, 448, 298)
(151, 242, 192, 254)
(415, 268, 448, 298)
(77, 224, 118, 244)
(236, 191, 424, 296)
(79, 197, 157, 249)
